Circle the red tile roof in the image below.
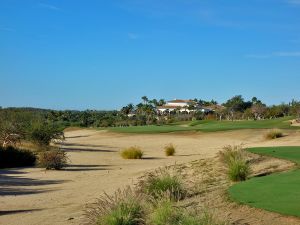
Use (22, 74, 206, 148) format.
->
(167, 99, 194, 103)
(157, 105, 183, 109)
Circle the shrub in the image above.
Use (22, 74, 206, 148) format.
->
(164, 144, 175, 156)
(0, 146, 36, 169)
(121, 146, 143, 159)
(138, 169, 186, 201)
(265, 129, 283, 140)
(228, 159, 250, 182)
(30, 124, 64, 146)
(38, 149, 68, 170)
(85, 187, 145, 225)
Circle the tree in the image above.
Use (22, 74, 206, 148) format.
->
(251, 103, 266, 120)
(223, 95, 252, 120)
(158, 99, 166, 106)
(149, 99, 159, 107)
(121, 103, 134, 115)
(210, 99, 218, 105)
(0, 121, 24, 147)
(141, 96, 149, 105)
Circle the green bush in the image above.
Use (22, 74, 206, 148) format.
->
(138, 169, 186, 200)
(121, 146, 143, 159)
(228, 159, 250, 182)
(164, 144, 176, 156)
(38, 149, 68, 170)
(264, 129, 283, 140)
(30, 124, 64, 146)
(85, 187, 144, 225)
(0, 146, 36, 169)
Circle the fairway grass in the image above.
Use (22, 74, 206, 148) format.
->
(108, 117, 298, 133)
(229, 146, 300, 217)
(248, 146, 300, 165)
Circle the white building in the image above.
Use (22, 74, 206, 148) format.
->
(157, 99, 196, 114)
(156, 99, 218, 114)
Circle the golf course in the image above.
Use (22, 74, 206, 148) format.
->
(229, 146, 300, 217)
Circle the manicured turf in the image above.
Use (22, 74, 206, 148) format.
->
(108, 117, 297, 133)
(229, 146, 300, 217)
(248, 146, 300, 165)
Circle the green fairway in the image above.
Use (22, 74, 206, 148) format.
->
(229, 146, 300, 217)
(108, 117, 297, 133)
(248, 146, 300, 165)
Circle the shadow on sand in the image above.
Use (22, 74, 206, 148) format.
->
(0, 169, 66, 196)
(0, 209, 43, 216)
(60, 147, 116, 152)
(62, 164, 113, 172)
(60, 142, 110, 148)
(65, 135, 91, 139)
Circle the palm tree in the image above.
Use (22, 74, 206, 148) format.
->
(158, 99, 166, 106)
(141, 96, 149, 105)
(127, 103, 134, 113)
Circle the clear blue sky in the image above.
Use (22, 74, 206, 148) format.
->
(1, 0, 300, 110)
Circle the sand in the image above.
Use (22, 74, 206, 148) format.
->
(1, 129, 300, 225)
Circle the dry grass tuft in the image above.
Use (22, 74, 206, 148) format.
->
(121, 146, 143, 159)
(264, 129, 284, 140)
(164, 143, 176, 156)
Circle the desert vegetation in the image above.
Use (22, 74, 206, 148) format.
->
(219, 145, 251, 182)
(137, 169, 186, 201)
(38, 149, 68, 170)
(264, 129, 284, 140)
(0, 109, 67, 170)
(164, 143, 176, 156)
(86, 166, 226, 225)
(121, 146, 144, 159)
(85, 187, 145, 225)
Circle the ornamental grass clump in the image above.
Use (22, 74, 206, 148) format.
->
(148, 199, 226, 225)
(164, 143, 176, 156)
(121, 146, 143, 159)
(85, 187, 145, 225)
(138, 169, 186, 201)
(219, 145, 250, 182)
(228, 158, 250, 182)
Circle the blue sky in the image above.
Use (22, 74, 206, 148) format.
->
(1, 0, 300, 110)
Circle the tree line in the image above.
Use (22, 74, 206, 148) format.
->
(0, 95, 300, 141)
